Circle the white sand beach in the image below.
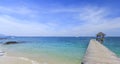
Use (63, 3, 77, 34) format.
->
(0, 56, 33, 64)
(0, 48, 39, 64)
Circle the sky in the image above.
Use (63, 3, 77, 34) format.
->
(0, 0, 120, 36)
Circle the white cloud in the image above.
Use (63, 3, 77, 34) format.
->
(0, 5, 39, 19)
(0, 15, 56, 36)
(0, 5, 120, 36)
(65, 6, 120, 36)
(43, 6, 120, 36)
(49, 8, 81, 13)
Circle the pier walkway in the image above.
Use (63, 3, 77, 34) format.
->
(82, 39, 120, 64)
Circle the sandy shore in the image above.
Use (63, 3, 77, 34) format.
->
(82, 39, 120, 64)
(0, 49, 39, 64)
(0, 56, 33, 64)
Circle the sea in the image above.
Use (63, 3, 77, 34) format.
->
(0, 37, 120, 64)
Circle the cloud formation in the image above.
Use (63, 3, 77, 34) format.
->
(71, 6, 120, 36)
(0, 3, 120, 36)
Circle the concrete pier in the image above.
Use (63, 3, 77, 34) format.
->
(82, 39, 120, 64)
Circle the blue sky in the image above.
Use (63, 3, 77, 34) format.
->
(0, 0, 120, 36)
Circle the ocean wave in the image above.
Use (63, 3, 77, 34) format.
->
(0, 46, 5, 56)
(0, 44, 47, 64)
(0, 51, 4, 56)
(19, 57, 40, 64)
(19, 57, 48, 64)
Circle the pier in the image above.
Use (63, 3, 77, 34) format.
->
(82, 39, 120, 64)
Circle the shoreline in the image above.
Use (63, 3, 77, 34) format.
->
(1, 44, 81, 64)
(0, 45, 40, 64)
(0, 56, 34, 64)
(0, 37, 120, 64)
(0, 50, 78, 64)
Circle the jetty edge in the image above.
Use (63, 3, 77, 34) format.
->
(81, 39, 120, 64)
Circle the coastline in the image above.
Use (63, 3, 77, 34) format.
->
(6, 53, 81, 64)
(0, 47, 39, 64)
(0, 50, 81, 64)
(0, 56, 34, 64)
(1, 37, 120, 64)
(0, 37, 83, 64)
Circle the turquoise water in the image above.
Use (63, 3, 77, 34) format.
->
(0, 37, 120, 64)
(104, 37, 120, 57)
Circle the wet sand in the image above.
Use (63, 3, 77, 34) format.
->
(0, 56, 33, 64)
(0, 49, 37, 64)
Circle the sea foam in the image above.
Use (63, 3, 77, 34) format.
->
(19, 57, 42, 64)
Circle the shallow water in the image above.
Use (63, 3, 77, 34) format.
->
(0, 37, 120, 64)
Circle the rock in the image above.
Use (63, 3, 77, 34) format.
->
(4, 41, 18, 45)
